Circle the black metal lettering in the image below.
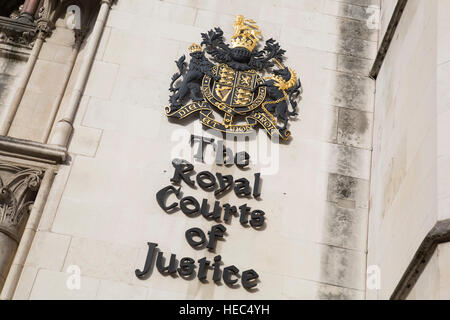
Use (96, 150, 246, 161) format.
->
(185, 227, 207, 249)
(234, 178, 251, 197)
(156, 185, 181, 212)
(171, 159, 195, 187)
(180, 196, 200, 216)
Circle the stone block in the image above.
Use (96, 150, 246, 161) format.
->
(68, 125, 103, 157)
(327, 173, 370, 209)
(96, 279, 148, 300)
(328, 143, 372, 180)
(337, 107, 373, 149)
(29, 269, 100, 300)
(84, 61, 119, 100)
(63, 237, 140, 283)
(12, 266, 38, 300)
(337, 54, 373, 76)
(25, 231, 71, 271)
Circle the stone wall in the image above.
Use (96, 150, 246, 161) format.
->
(437, 0, 450, 236)
(379, 0, 397, 43)
(367, 0, 450, 300)
(7, 0, 379, 299)
(416, 0, 450, 301)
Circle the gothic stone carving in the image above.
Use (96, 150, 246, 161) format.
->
(0, 163, 44, 242)
(0, 16, 37, 49)
(0, 0, 57, 48)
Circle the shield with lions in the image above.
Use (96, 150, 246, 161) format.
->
(164, 15, 302, 140)
(202, 64, 266, 115)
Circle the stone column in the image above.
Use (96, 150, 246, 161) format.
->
(0, 164, 43, 292)
(0, 22, 51, 136)
(50, 0, 113, 146)
(0, 234, 16, 290)
(44, 29, 86, 143)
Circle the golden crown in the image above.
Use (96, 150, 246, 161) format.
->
(188, 43, 202, 53)
(230, 15, 262, 52)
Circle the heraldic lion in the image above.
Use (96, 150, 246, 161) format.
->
(168, 44, 219, 110)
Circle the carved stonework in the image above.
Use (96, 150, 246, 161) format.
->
(0, 0, 57, 48)
(9, 5, 24, 20)
(35, 0, 57, 38)
(0, 164, 44, 242)
(0, 16, 37, 49)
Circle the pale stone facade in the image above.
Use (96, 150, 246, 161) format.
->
(367, 0, 450, 300)
(0, 0, 448, 300)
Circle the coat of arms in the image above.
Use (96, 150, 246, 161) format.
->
(165, 15, 302, 140)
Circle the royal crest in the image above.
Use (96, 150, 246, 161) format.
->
(165, 15, 302, 140)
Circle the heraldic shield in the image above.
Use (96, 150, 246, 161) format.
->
(164, 15, 302, 141)
(206, 64, 266, 110)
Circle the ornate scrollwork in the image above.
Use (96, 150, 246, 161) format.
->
(0, 164, 44, 242)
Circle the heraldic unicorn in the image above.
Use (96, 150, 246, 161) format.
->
(165, 15, 302, 141)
